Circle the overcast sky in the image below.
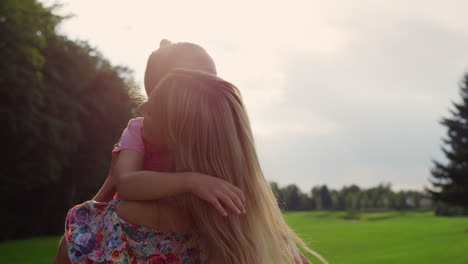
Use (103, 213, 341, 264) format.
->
(44, 0, 468, 192)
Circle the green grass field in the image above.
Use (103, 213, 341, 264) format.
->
(1, 211, 467, 264)
(286, 211, 468, 264)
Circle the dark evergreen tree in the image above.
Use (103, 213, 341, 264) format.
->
(427, 73, 468, 208)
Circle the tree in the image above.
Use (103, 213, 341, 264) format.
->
(427, 73, 468, 208)
(0, 0, 142, 240)
(319, 185, 333, 210)
(282, 184, 302, 211)
(1, 0, 61, 192)
(311, 186, 322, 210)
(359, 192, 368, 209)
(330, 190, 340, 210)
(345, 192, 358, 211)
(337, 185, 360, 210)
(299, 193, 314, 210)
(395, 191, 408, 210)
(269, 181, 285, 209)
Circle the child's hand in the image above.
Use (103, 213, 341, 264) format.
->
(188, 173, 246, 217)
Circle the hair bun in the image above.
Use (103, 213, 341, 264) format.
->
(160, 39, 172, 47)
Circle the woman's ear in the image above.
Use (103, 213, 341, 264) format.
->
(160, 39, 172, 47)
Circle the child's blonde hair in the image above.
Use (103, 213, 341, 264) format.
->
(148, 69, 327, 264)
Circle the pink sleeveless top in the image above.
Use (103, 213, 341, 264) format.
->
(112, 117, 165, 171)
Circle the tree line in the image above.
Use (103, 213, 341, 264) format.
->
(269, 182, 432, 212)
(1, 0, 144, 241)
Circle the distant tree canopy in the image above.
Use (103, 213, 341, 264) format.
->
(428, 73, 468, 209)
(270, 182, 431, 213)
(0, 0, 143, 240)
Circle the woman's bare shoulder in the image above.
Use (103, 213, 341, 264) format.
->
(116, 199, 194, 233)
(115, 200, 153, 225)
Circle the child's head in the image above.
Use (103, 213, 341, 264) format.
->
(144, 39, 217, 96)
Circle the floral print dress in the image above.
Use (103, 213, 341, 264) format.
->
(65, 199, 203, 264)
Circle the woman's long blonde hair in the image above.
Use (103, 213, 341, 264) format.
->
(149, 69, 327, 264)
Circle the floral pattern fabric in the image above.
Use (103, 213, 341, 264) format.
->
(65, 199, 202, 264)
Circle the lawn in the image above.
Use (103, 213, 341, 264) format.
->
(1, 211, 466, 263)
(0, 236, 61, 264)
(286, 211, 468, 264)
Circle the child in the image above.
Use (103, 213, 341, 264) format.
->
(93, 39, 245, 216)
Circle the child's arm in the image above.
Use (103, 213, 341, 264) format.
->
(115, 149, 246, 216)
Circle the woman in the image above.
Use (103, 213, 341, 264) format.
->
(55, 69, 327, 263)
